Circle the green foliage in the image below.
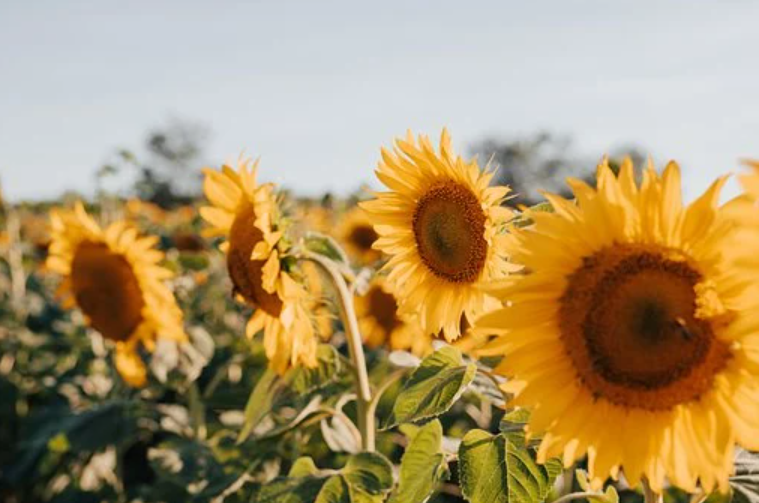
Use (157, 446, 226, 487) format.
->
(389, 420, 449, 503)
(303, 232, 352, 266)
(253, 452, 393, 503)
(458, 429, 561, 503)
(384, 346, 476, 429)
(239, 345, 347, 442)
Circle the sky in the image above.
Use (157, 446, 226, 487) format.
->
(1, 0, 758, 202)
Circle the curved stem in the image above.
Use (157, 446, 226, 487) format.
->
(302, 251, 375, 451)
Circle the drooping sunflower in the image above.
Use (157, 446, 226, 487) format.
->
(337, 206, 382, 266)
(200, 158, 320, 374)
(476, 159, 759, 493)
(355, 277, 432, 356)
(47, 203, 187, 387)
(361, 129, 517, 341)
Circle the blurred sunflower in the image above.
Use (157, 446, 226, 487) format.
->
(200, 158, 321, 374)
(337, 206, 381, 265)
(47, 202, 187, 387)
(361, 129, 517, 341)
(476, 159, 759, 493)
(355, 277, 431, 356)
(294, 202, 334, 235)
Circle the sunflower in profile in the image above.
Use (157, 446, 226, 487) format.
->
(337, 206, 382, 266)
(47, 203, 187, 387)
(200, 158, 320, 374)
(476, 159, 759, 493)
(361, 129, 516, 341)
(355, 277, 431, 356)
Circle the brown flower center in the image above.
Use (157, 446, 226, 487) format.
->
(70, 241, 145, 342)
(348, 225, 379, 253)
(559, 244, 732, 410)
(368, 285, 402, 334)
(227, 203, 282, 317)
(412, 181, 488, 283)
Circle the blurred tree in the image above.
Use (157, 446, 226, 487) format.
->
(469, 132, 647, 207)
(96, 118, 209, 208)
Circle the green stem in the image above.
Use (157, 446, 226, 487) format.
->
(188, 382, 207, 440)
(303, 251, 375, 451)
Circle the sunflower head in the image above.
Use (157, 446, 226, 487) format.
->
(355, 277, 430, 355)
(338, 206, 381, 265)
(47, 203, 187, 387)
(361, 129, 517, 341)
(201, 158, 322, 374)
(476, 158, 759, 493)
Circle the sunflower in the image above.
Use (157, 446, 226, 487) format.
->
(355, 277, 431, 356)
(200, 157, 320, 374)
(337, 206, 382, 265)
(476, 159, 759, 493)
(47, 202, 187, 387)
(361, 129, 516, 341)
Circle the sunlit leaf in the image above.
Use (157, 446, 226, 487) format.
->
(458, 429, 560, 503)
(384, 346, 476, 429)
(389, 419, 448, 503)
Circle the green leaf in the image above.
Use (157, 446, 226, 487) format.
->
(389, 420, 449, 503)
(304, 232, 350, 265)
(252, 452, 393, 503)
(254, 476, 327, 503)
(285, 345, 342, 396)
(342, 452, 394, 496)
(385, 346, 476, 429)
(316, 476, 351, 503)
(458, 430, 561, 503)
(499, 408, 530, 444)
(501, 408, 531, 425)
(238, 369, 280, 443)
(289, 457, 320, 477)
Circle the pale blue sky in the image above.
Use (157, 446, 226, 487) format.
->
(1, 1, 758, 201)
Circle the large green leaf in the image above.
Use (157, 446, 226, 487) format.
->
(252, 452, 393, 503)
(342, 452, 394, 496)
(239, 345, 343, 442)
(285, 345, 343, 396)
(458, 429, 561, 503)
(238, 369, 279, 443)
(303, 232, 351, 266)
(6, 400, 142, 484)
(389, 419, 449, 503)
(384, 346, 476, 429)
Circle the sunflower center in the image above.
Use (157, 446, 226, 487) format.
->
(368, 285, 402, 333)
(227, 203, 283, 317)
(412, 181, 488, 283)
(70, 241, 145, 342)
(348, 225, 379, 252)
(559, 244, 732, 410)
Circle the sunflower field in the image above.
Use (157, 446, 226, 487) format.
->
(3, 131, 759, 503)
